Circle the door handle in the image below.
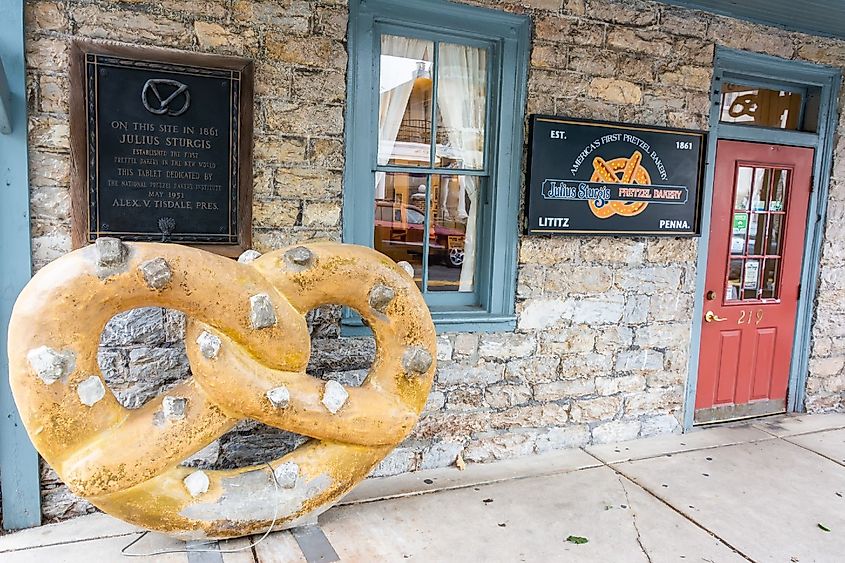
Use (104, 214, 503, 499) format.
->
(704, 310, 727, 323)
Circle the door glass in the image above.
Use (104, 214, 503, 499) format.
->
(750, 168, 770, 211)
(727, 258, 743, 300)
(725, 163, 791, 301)
(378, 36, 434, 168)
(770, 169, 789, 211)
(731, 212, 748, 255)
(733, 166, 754, 210)
(760, 259, 781, 300)
(720, 83, 803, 129)
(767, 214, 785, 256)
(746, 213, 766, 256)
(742, 258, 761, 300)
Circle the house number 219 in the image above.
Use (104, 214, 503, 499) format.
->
(737, 309, 763, 325)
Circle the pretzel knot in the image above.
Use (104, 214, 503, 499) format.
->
(588, 151, 650, 219)
(7, 240, 436, 539)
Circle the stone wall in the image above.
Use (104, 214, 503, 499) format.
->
(22, 0, 845, 522)
(26, 0, 347, 271)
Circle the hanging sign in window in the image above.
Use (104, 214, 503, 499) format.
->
(526, 116, 705, 235)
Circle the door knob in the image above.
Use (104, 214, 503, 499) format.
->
(704, 310, 727, 322)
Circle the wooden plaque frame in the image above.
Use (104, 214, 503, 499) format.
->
(69, 39, 254, 257)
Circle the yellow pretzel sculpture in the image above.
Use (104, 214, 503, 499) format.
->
(7, 239, 436, 539)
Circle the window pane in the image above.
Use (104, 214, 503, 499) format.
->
(751, 168, 770, 211)
(426, 174, 478, 293)
(761, 259, 781, 300)
(770, 169, 789, 211)
(379, 35, 434, 168)
(767, 214, 784, 256)
(720, 83, 802, 129)
(731, 212, 748, 255)
(727, 258, 743, 301)
(374, 172, 429, 290)
(435, 42, 487, 170)
(746, 213, 767, 256)
(742, 258, 761, 300)
(734, 166, 754, 211)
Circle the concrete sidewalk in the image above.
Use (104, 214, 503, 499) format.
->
(3, 412, 845, 562)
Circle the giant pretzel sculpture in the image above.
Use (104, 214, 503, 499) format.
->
(8, 239, 436, 539)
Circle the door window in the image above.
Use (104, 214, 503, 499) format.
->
(726, 165, 791, 301)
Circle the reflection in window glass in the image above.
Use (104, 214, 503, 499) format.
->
(427, 175, 476, 292)
(751, 168, 770, 211)
(372, 172, 477, 294)
(378, 36, 434, 168)
(374, 172, 428, 291)
(375, 34, 488, 299)
(720, 83, 802, 129)
(767, 214, 784, 257)
(761, 259, 781, 300)
(746, 213, 767, 256)
(733, 166, 754, 210)
(727, 259, 743, 301)
(770, 169, 789, 211)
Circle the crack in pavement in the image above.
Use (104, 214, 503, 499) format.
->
(585, 449, 754, 562)
(617, 475, 653, 563)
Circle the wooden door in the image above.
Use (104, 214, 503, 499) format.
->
(695, 140, 814, 423)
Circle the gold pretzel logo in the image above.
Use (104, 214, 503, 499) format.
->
(588, 150, 650, 219)
(7, 240, 435, 539)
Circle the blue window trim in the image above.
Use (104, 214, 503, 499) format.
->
(683, 47, 841, 431)
(0, 0, 41, 530)
(343, 0, 530, 334)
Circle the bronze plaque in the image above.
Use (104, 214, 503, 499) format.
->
(70, 41, 254, 256)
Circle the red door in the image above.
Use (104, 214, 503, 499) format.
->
(695, 140, 813, 423)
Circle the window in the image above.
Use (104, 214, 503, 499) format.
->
(718, 79, 821, 133)
(727, 165, 790, 301)
(344, 0, 530, 332)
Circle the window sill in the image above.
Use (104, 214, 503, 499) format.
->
(340, 310, 516, 336)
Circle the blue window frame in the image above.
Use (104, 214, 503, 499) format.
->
(343, 0, 530, 333)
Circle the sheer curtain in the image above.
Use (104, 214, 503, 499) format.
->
(376, 36, 431, 199)
(437, 43, 487, 293)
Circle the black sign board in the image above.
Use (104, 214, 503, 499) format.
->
(70, 41, 254, 255)
(526, 115, 705, 236)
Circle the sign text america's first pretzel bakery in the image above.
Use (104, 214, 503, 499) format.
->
(526, 116, 706, 236)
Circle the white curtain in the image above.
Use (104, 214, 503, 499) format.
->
(376, 36, 431, 199)
(436, 43, 487, 292)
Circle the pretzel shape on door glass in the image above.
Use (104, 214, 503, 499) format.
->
(7, 239, 436, 539)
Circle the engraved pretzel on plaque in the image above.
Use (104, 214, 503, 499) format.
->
(141, 78, 191, 117)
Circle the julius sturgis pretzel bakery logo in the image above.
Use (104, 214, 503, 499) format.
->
(541, 132, 689, 219)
